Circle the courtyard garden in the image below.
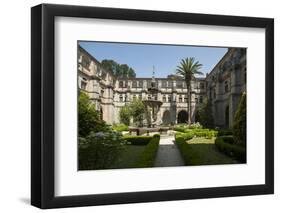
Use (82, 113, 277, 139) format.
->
(78, 90, 246, 170)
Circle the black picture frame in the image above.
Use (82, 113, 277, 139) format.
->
(31, 3, 274, 209)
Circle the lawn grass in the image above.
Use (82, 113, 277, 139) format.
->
(180, 137, 238, 165)
(110, 145, 146, 169)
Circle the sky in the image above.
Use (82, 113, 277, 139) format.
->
(79, 41, 228, 78)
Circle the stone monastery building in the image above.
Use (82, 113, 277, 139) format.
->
(78, 45, 246, 128)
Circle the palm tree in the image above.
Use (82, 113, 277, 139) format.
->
(176, 57, 203, 124)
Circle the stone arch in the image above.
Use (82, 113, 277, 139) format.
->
(162, 110, 171, 125)
(177, 110, 188, 124)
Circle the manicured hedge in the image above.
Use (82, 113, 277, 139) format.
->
(215, 137, 246, 163)
(135, 134, 160, 167)
(174, 134, 199, 165)
(173, 126, 187, 133)
(113, 124, 129, 132)
(123, 135, 153, 145)
(192, 129, 217, 138)
(217, 129, 233, 136)
(218, 135, 235, 144)
(175, 132, 194, 141)
(174, 128, 217, 139)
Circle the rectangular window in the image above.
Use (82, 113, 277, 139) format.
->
(179, 95, 182, 102)
(163, 95, 166, 102)
(119, 95, 123, 102)
(132, 80, 137, 88)
(184, 95, 188, 103)
(168, 95, 171, 102)
(177, 81, 183, 88)
(81, 81, 87, 90)
(168, 81, 173, 88)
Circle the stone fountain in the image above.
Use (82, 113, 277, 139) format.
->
(142, 76, 163, 128)
(129, 69, 171, 136)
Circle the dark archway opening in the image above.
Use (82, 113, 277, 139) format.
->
(177, 110, 188, 124)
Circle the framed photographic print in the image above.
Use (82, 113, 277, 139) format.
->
(31, 3, 274, 209)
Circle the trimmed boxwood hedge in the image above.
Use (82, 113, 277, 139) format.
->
(135, 134, 160, 167)
(217, 129, 233, 136)
(175, 132, 194, 141)
(113, 124, 129, 132)
(215, 137, 246, 163)
(218, 135, 235, 144)
(174, 128, 217, 139)
(123, 135, 153, 145)
(174, 133, 199, 165)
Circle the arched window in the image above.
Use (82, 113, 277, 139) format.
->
(224, 81, 229, 93)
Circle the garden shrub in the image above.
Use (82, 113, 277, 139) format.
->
(174, 126, 217, 139)
(188, 122, 203, 129)
(135, 134, 160, 167)
(113, 123, 129, 132)
(215, 137, 246, 163)
(130, 99, 146, 127)
(79, 131, 125, 170)
(173, 126, 187, 133)
(174, 134, 200, 165)
(233, 93, 246, 145)
(123, 135, 153, 145)
(218, 135, 235, 144)
(119, 105, 131, 126)
(190, 129, 217, 138)
(175, 132, 194, 141)
(198, 99, 214, 129)
(78, 92, 110, 137)
(217, 129, 233, 136)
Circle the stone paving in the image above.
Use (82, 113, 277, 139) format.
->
(154, 135, 185, 167)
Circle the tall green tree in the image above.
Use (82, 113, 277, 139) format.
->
(119, 105, 131, 126)
(101, 59, 119, 74)
(129, 99, 145, 127)
(198, 99, 214, 129)
(101, 59, 136, 78)
(233, 92, 246, 145)
(78, 92, 109, 137)
(176, 57, 203, 124)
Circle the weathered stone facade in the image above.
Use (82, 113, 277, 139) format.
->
(78, 46, 246, 128)
(205, 48, 246, 128)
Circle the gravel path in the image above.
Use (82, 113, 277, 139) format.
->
(154, 136, 185, 167)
